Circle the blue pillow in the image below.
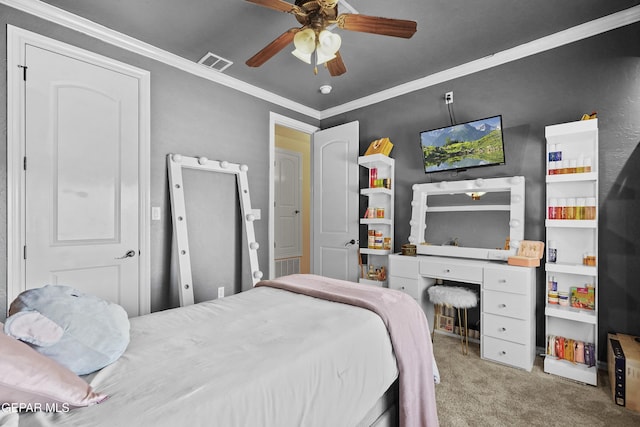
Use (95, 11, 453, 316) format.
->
(4, 285, 130, 375)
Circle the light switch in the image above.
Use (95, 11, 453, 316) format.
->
(152, 207, 161, 221)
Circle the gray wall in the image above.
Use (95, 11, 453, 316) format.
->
(322, 23, 640, 358)
(2, 4, 638, 361)
(0, 5, 319, 318)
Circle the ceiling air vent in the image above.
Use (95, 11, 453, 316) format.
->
(197, 52, 233, 72)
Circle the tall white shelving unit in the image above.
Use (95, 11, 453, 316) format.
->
(358, 154, 395, 287)
(544, 119, 598, 385)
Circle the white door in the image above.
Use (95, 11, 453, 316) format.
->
(312, 121, 359, 282)
(24, 45, 141, 316)
(275, 148, 302, 259)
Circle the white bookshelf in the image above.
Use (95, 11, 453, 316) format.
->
(544, 119, 598, 385)
(358, 154, 394, 286)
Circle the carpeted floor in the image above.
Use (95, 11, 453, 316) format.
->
(432, 334, 640, 426)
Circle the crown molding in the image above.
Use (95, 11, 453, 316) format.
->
(0, 0, 322, 120)
(320, 4, 640, 119)
(3, 1, 639, 122)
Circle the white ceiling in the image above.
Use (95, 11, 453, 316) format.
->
(35, 0, 640, 112)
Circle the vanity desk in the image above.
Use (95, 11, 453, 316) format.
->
(389, 253, 536, 371)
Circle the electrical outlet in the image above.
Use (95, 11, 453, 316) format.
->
(445, 91, 453, 104)
(217, 286, 225, 298)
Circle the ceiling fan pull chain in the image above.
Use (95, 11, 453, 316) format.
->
(313, 50, 318, 75)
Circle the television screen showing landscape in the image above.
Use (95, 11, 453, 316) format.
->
(420, 115, 505, 173)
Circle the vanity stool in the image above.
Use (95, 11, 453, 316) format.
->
(428, 286, 478, 355)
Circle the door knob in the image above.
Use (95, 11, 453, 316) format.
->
(294, 210, 300, 214)
(345, 239, 358, 246)
(116, 250, 136, 259)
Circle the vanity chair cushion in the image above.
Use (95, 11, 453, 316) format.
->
(427, 286, 477, 309)
(4, 285, 130, 375)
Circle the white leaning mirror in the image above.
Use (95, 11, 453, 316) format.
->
(167, 154, 262, 307)
(408, 176, 525, 261)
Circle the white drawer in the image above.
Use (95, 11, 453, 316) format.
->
(482, 290, 528, 320)
(388, 277, 424, 301)
(419, 260, 482, 283)
(482, 336, 531, 370)
(484, 266, 530, 295)
(482, 313, 528, 345)
(389, 255, 419, 279)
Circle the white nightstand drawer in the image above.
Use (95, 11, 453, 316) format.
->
(419, 260, 482, 283)
(482, 313, 528, 345)
(482, 336, 530, 370)
(388, 277, 423, 301)
(482, 290, 528, 320)
(389, 255, 419, 279)
(484, 267, 530, 295)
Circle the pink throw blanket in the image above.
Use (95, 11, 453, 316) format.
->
(256, 274, 439, 427)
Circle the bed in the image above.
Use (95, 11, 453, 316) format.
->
(3, 274, 439, 427)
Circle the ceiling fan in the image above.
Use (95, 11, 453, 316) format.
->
(245, 0, 417, 76)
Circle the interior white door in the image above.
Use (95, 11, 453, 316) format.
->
(24, 44, 141, 316)
(275, 148, 302, 259)
(312, 121, 359, 282)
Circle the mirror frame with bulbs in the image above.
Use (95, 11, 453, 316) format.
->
(408, 176, 525, 261)
(167, 154, 262, 307)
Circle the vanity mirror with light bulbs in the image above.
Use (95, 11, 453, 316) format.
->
(408, 176, 525, 261)
(391, 175, 536, 371)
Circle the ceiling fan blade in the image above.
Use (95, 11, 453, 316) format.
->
(246, 28, 299, 67)
(326, 51, 346, 76)
(245, 0, 298, 14)
(336, 14, 417, 38)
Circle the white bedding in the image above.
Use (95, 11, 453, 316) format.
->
(16, 287, 398, 427)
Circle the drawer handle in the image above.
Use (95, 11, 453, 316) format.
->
(500, 327, 507, 332)
(498, 304, 507, 309)
(401, 286, 405, 290)
(444, 269, 451, 273)
(498, 279, 507, 283)
(500, 351, 507, 356)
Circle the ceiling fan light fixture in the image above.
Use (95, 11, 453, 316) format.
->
(318, 30, 341, 55)
(293, 28, 316, 54)
(315, 49, 336, 65)
(291, 49, 312, 64)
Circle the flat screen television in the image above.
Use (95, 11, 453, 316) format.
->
(419, 115, 505, 173)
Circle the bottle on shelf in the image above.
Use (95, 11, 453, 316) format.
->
(547, 241, 557, 263)
(584, 157, 592, 173)
(566, 198, 576, 220)
(585, 197, 596, 220)
(548, 198, 558, 220)
(558, 198, 567, 219)
(576, 198, 585, 220)
(577, 155, 585, 173)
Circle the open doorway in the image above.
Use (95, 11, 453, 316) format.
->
(268, 113, 318, 279)
(275, 126, 310, 275)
